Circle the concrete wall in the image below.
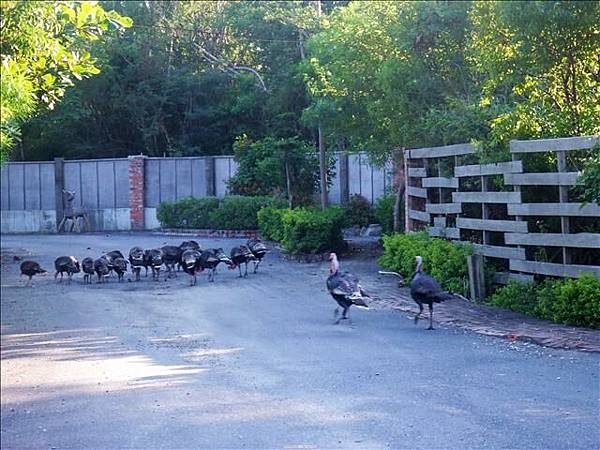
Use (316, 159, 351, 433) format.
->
(1, 152, 394, 233)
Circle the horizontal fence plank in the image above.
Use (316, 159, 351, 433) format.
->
(428, 227, 460, 239)
(408, 167, 427, 177)
(407, 143, 476, 159)
(425, 202, 462, 214)
(422, 177, 459, 188)
(510, 136, 599, 153)
(504, 172, 579, 186)
(408, 209, 430, 223)
(509, 260, 600, 278)
(492, 272, 534, 285)
(433, 216, 446, 227)
(452, 191, 521, 203)
(457, 218, 528, 233)
(407, 186, 428, 198)
(505, 232, 600, 248)
(454, 161, 523, 177)
(472, 244, 526, 260)
(508, 203, 600, 217)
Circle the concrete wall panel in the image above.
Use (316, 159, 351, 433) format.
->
(8, 164, 25, 210)
(40, 163, 55, 209)
(114, 160, 129, 207)
(97, 161, 116, 209)
(176, 159, 192, 199)
(144, 159, 161, 207)
(159, 159, 177, 202)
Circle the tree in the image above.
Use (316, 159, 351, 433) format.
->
(0, 0, 131, 162)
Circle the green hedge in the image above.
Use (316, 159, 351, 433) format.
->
(156, 196, 284, 230)
(490, 274, 600, 328)
(379, 232, 472, 296)
(258, 206, 346, 254)
(342, 194, 374, 228)
(374, 195, 396, 234)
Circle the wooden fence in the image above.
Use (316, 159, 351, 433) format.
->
(404, 136, 600, 286)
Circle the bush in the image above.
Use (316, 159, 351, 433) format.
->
(258, 206, 287, 241)
(281, 207, 346, 254)
(208, 196, 285, 230)
(343, 194, 374, 228)
(156, 196, 283, 230)
(489, 274, 600, 329)
(488, 281, 539, 316)
(156, 197, 219, 228)
(379, 232, 472, 295)
(374, 195, 396, 234)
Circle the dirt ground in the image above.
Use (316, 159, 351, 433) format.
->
(1, 233, 599, 449)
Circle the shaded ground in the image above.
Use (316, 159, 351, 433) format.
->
(1, 233, 599, 449)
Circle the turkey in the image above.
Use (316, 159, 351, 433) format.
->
(180, 249, 202, 286)
(230, 245, 256, 278)
(81, 257, 95, 284)
(144, 248, 163, 281)
(54, 256, 81, 283)
(199, 248, 233, 282)
(326, 253, 369, 324)
(94, 257, 110, 283)
(409, 256, 454, 330)
(20, 260, 47, 287)
(178, 241, 201, 271)
(247, 238, 268, 273)
(161, 245, 181, 277)
(103, 250, 125, 276)
(128, 246, 145, 281)
(113, 257, 128, 282)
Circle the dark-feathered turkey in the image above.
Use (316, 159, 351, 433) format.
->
(230, 245, 256, 278)
(103, 250, 125, 275)
(54, 256, 80, 283)
(181, 249, 202, 285)
(113, 257, 128, 282)
(129, 246, 144, 281)
(94, 257, 110, 283)
(199, 248, 233, 282)
(144, 248, 163, 281)
(410, 256, 454, 330)
(20, 260, 47, 286)
(178, 241, 201, 271)
(247, 238, 268, 273)
(326, 253, 369, 324)
(161, 245, 181, 277)
(82, 257, 95, 284)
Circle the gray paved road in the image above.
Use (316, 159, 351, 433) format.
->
(1, 233, 598, 449)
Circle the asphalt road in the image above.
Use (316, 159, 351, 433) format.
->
(1, 233, 598, 449)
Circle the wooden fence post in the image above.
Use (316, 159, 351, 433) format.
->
(205, 156, 215, 197)
(467, 254, 486, 301)
(54, 157, 64, 232)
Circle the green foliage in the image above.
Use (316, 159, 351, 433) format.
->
(257, 207, 287, 242)
(156, 197, 219, 229)
(0, 0, 131, 161)
(374, 195, 396, 234)
(488, 281, 540, 316)
(228, 135, 323, 206)
(490, 274, 600, 329)
(342, 194, 374, 228)
(156, 196, 283, 230)
(379, 232, 472, 296)
(576, 149, 600, 205)
(281, 207, 346, 254)
(208, 196, 284, 230)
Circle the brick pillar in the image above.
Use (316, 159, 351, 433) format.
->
(128, 155, 145, 230)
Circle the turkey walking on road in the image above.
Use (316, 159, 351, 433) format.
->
(326, 253, 369, 324)
(410, 256, 454, 330)
(181, 249, 202, 286)
(94, 257, 110, 283)
(20, 261, 47, 287)
(82, 257, 95, 284)
(200, 248, 233, 282)
(247, 238, 268, 273)
(230, 245, 256, 278)
(129, 247, 145, 281)
(54, 256, 80, 284)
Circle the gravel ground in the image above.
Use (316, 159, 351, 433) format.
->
(1, 233, 599, 449)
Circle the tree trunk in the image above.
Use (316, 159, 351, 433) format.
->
(285, 160, 293, 209)
(393, 149, 405, 233)
(318, 126, 328, 209)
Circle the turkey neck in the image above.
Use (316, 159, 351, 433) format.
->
(329, 256, 340, 275)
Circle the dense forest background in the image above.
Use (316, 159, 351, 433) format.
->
(2, 1, 599, 165)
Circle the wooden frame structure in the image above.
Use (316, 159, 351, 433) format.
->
(405, 136, 600, 287)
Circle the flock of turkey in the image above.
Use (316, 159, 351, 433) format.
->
(19, 238, 455, 330)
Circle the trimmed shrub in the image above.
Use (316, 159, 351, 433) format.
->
(489, 274, 600, 329)
(156, 197, 219, 229)
(379, 232, 472, 295)
(281, 207, 346, 254)
(374, 195, 396, 234)
(343, 194, 374, 228)
(208, 196, 285, 230)
(258, 206, 287, 241)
